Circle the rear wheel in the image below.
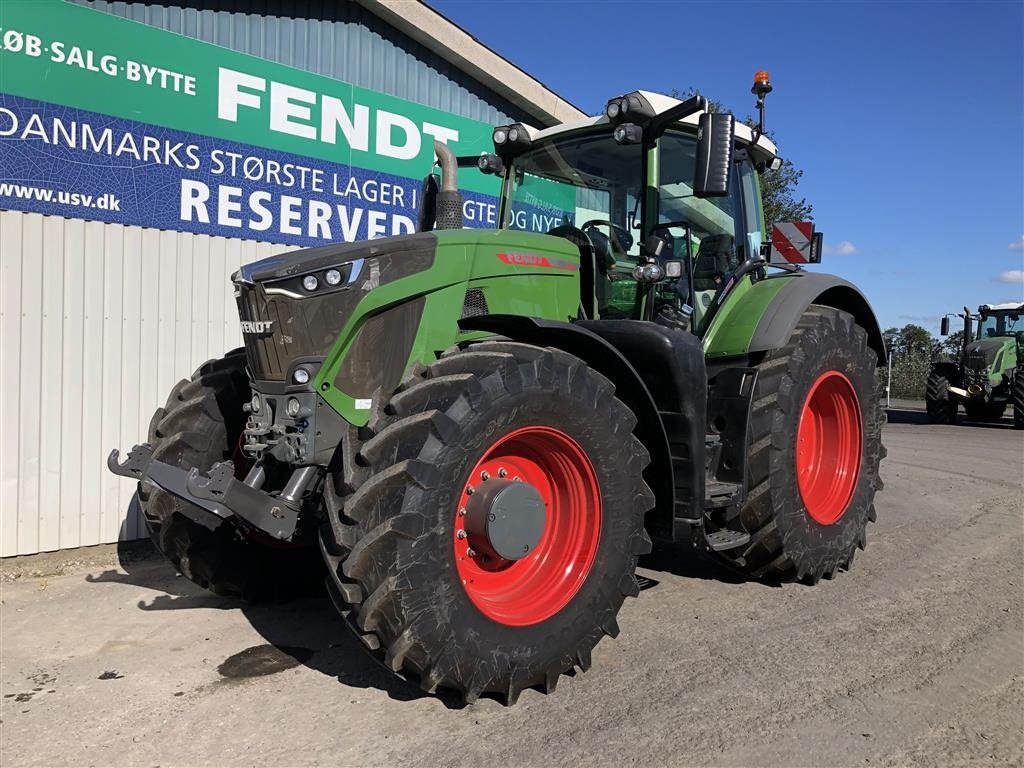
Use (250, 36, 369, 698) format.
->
(926, 364, 960, 424)
(139, 350, 319, 599)
(319, 342, 653, 703)
(1013, 369, 1024, 429)
(714, 306, 885, 583)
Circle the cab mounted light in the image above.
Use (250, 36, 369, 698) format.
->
(613, 123, 643, 145)
(477, 153, 505, 176)
(751, 70, 773, 135)
(492, 123, 536, 157)
(605, 92, 657, 126)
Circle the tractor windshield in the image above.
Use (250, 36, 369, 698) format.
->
(503, 131, 645, 317)
(975, 311, 1024, 339)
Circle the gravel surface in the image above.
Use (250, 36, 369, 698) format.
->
(2, 406, 1022, 767)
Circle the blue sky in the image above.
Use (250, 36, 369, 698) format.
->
(431, 0, 1024, 332)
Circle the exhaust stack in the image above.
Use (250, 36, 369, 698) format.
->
(433, 140, 464, 230)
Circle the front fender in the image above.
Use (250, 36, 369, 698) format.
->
(458, 314, 676, 540)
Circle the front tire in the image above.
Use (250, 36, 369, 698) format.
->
(714, 306, 885, 583)
(319, 342, 654, 703)
(926, 364, 960, 424)
(139, 351, 319, 598)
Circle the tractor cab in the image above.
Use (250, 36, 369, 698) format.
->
(482, 88, 780, 335)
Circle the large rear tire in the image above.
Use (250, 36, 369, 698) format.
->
(925, 364, 960, 424)
(319, 342, 653, 704)
(139, 350, 319, 599)
(714, 306, 885, 583)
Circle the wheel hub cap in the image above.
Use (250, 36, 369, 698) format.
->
(464, 479, 547, 561)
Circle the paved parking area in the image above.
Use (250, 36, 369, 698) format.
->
(2, 406, 1022, 767)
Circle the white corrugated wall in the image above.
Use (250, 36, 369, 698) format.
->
(0, 210, 285, 556)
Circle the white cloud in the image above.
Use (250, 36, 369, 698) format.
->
(823, 240, 857, 256)
(996, 270, 1024, 283)
(1009, 236, 1024, 251)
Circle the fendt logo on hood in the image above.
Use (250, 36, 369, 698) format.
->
(240, 320, 274, 334)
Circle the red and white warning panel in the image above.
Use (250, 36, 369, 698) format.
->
(769, 222, 823, 264)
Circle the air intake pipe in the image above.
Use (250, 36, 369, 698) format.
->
(433, 140, 464, 230)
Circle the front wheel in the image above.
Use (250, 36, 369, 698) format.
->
(713, 305, 885, 583)
(139, 351, 320, 598)
(925, 364, 960, 424)
(319, 342, 653, 703)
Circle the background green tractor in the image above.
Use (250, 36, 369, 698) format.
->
(109, 75, 886, 704)
(927, 303, 1024, 427)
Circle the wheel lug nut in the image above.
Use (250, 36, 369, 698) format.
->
(513, 475, 521, 482)
(481, 470, 490, 481)
(457, 529, 467, 540)
(498, 468, 507, 478)
(465, 485, 474, 496)
(467, 548, 477, 557)
(459, 507, 466, 516)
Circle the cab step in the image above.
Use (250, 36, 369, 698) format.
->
(705, 480, 741, 509)
(704, 529, 751, 551)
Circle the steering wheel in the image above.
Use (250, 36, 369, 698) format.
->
(581, 219, 634, 258)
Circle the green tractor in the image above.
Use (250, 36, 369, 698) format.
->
(927, 303, 1024, 427)
(109, 76, 886, 704)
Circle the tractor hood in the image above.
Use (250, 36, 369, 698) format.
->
(963, 337, 1018, 384)
(232, 233, 440, 382)
(231, 229, 582, 386)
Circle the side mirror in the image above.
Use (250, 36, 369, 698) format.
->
(694, 112, 734, 198)
(940, 317, 950, 336)
(416, 173, 439, 232)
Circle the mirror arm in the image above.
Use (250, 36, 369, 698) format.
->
(646, 95, 707, 138)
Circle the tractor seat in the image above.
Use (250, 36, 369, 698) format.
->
(693, 234, 736, 312)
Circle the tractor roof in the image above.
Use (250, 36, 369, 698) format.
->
(528, 90, 780, 166)
(979, 302, 1024, 312)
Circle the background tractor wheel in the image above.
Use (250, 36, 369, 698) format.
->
(925, 364, 960, 424)
(1014, 368, 1024, 429)
(139, 350, 320, 599)
(964, 401, 1006, 422)
(319, 341, 653, 704)
(714, 305, 885, 584)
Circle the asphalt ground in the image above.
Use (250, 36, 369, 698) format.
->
(2, 403, 1022, 767)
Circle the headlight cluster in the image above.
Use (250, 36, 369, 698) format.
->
(297, 265, 349, 294)
(632, 262, 665, 283)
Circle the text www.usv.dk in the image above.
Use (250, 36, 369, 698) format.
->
(0, 182, 121, 210)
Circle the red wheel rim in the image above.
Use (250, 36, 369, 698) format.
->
(454, 426, 601, 626)
(796, 371, 863, 525)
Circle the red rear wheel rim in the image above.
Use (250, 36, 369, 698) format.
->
(454, 426, 601, 626)
(796, 371, 863, 525)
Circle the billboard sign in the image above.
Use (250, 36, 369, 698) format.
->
(0, 1, 570, 246)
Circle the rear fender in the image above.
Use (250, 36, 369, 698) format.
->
(750, 273, 886, 364)
(458, 315, 675, 540)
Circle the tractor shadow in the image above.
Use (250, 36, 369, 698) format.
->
(640, 542, 750, 585)
(86, 543, 463, 707)
(885, 407, 930, 425)
(87, 502, 755, 707)
(886, 407, 1017, 430)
